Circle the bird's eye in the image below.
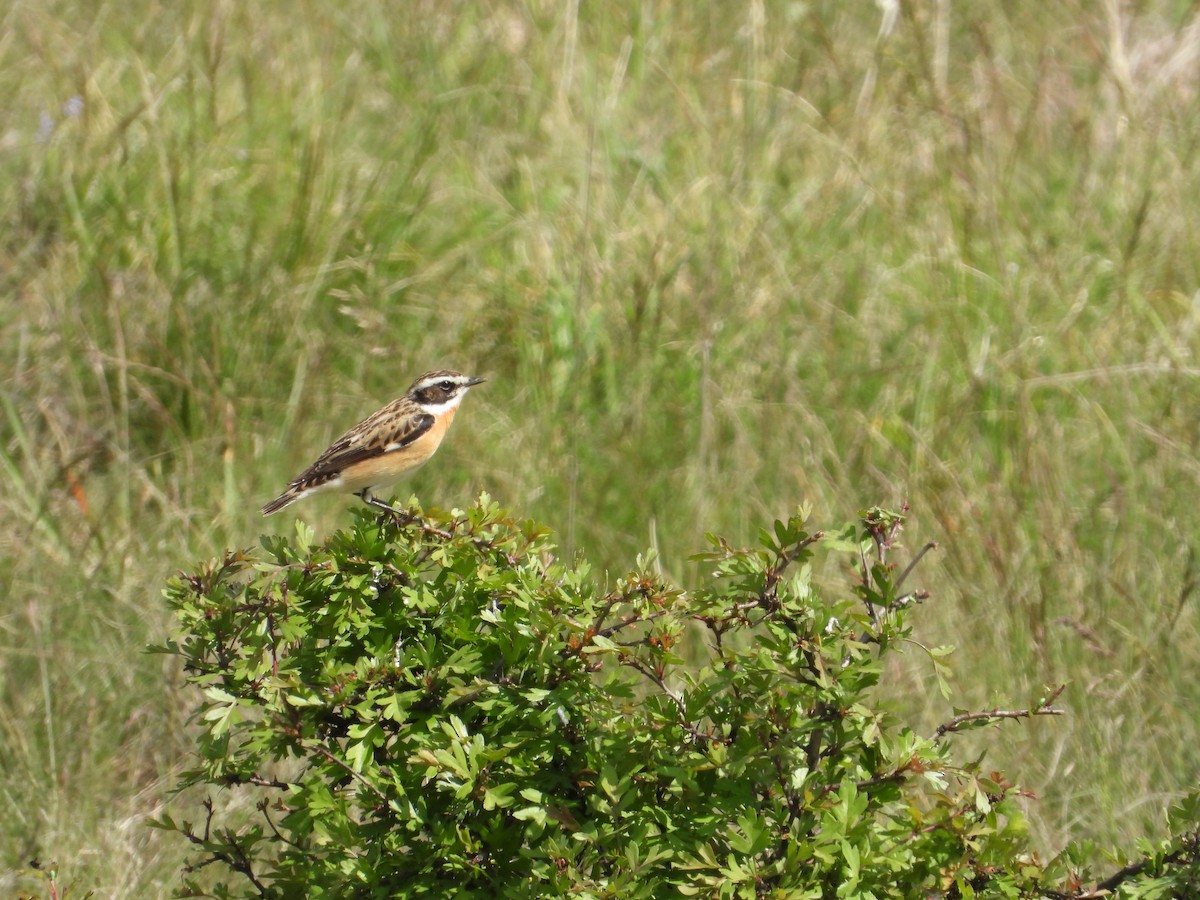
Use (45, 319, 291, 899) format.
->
(440, 381, 454, 391)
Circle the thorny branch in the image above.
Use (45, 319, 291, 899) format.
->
(952, 827, 1200, 899)
(1087, 830, 1200, 895)
(932, 684, 1066, 739)
(181, 797, 269, 895)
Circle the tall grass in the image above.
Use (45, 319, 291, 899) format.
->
(3, 0, 1200, 893)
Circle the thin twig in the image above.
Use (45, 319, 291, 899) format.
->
(258, 800, 304, 850)
(303, 740, 388, 802)
(887, 589, 929, 611)
(762, 532, 824, 602)
(932, 685, 1066, 739)
(895, 540, 938, 591)
(590, 595, 621, 634)
(815, 767, 908, 799)
(373, 502, 454, 540)
(621, 656, 685, 717)
(597, 609, 668, 639)
(858, 544, 876, 623)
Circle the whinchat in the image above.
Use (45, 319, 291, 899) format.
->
(261, 370, 485, 516)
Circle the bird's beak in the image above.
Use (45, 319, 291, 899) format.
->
(466, 375, 487, 387)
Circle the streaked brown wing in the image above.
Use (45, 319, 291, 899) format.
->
(289, 407, 435, 489)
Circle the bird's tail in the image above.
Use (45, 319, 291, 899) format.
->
(261, 489, 300, 516)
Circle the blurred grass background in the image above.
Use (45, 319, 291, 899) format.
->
(3, 0, 1200, 893)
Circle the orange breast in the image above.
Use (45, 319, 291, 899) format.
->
(338, 406, 457, 493)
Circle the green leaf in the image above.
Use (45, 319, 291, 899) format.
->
(513, 805, 547, 826)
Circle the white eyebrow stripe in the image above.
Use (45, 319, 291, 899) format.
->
(415, 377, 456, 391)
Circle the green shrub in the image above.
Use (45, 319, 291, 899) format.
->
(156, 497, 1199, 897)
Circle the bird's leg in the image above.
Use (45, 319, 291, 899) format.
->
(359, 489, 404, 516)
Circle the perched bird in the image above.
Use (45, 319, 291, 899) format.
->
(261, 369, 485, 516)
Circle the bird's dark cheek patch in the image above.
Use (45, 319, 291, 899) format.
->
(416, 388, 445, 406)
